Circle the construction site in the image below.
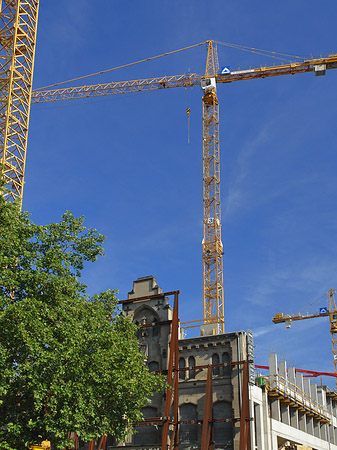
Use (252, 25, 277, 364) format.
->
(2, 1, 337, 450)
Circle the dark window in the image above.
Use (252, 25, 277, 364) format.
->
(213, 401, 233, 449)
(148, 361, 159, 372)
(222, 352, 230, 376)
(212, 353, 220, 375)
(188, 356, 196, 379)
(179, 357, 186, 380)
(133, 407, 160, 445)
(180, 403, 198, 444)
(152, 319, 159, 341)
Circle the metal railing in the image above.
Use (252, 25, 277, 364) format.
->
(266, 374, 330, 420)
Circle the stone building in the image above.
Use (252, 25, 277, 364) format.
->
(118, 276, 248, 450)
(111, 276, 337, 450)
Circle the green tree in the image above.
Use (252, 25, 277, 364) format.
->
(0, 195, 164, 450)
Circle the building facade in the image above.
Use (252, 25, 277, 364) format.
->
(82, 275, 337, 450)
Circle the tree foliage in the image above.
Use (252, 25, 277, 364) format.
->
(0, 195, 164, 450)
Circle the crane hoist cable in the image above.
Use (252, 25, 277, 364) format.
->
(185, 75, 192, 144)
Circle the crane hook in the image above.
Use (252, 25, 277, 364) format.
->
(186, 107, 191, 144)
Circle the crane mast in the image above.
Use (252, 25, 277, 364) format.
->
(202, 41, 224, 333)
(0, 0, 39, 207)
(329, 289, 337, 382)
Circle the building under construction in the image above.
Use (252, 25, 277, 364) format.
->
(71, 276, 337, 450)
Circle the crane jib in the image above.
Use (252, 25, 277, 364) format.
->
(31, 53, 337, 104)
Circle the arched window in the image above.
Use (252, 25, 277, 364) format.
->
(188, 356, 196, 379)
(213, 401, 233, 449)
(179, 357, 186, 380)
(212, 353, 220, 376)
(222, 352, 230, 376)
(148, 361, 159, 372)
(180, 403, 198, 444)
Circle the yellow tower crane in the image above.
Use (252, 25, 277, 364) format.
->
(0, 0, 39, 207)
(272, 289, 337, 388)
(30, 47, 337, 333)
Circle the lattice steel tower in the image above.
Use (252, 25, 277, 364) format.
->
(0, 0, 39, 207)
(201, 41, 224, 333)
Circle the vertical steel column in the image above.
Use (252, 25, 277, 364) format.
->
(98, 435, 107, 450)
(162, 292, 179, 450)
(239, 362, 251, 450)
(0, 0, 39, 206)
(173, 314, 179, 450)
(201, 365, 214, 450)
(64, 432, 78, 450)
(72, 433, 79, 450)
(328, 289, 337, 389)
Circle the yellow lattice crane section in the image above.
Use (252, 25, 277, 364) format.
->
(273, 289, 337, 388)
(201, 41, 224, 333)
(0, 0, 39, 207)
(31, 51, 337, 103)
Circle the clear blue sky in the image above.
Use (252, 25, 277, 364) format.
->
(24, 0, 337, 388)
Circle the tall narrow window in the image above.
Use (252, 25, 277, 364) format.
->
(212, 353, 220, 376)
(213, 401, 233, 449)
(133, 407, 160, 445)
(179, 357, 186, 380)
(188, 356, 196, 379)
(152, 319, 159, 341)
(222, 352, 230, 376)
(180, 404, 198, 444)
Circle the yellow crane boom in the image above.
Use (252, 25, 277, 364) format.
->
(272, 289, 337, 387)
(31, 52, 337, 104)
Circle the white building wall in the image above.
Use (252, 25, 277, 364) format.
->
(250, 353, 337, 450)
(271, 419, 337, 450)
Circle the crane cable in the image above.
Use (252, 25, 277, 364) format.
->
(35, 42, 207, 91)
(286, 292, 326, 317)
(34, 41, 308, 92)
(215, 40, 304, 63)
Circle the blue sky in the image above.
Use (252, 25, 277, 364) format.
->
(23, 1, 337, 388)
